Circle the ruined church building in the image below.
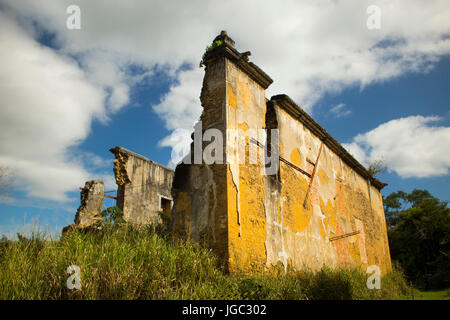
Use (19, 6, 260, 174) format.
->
(73, 32, 392, 274)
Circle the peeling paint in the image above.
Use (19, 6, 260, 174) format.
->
(227, 84, 237, 109)
(171, 33, 391, 274)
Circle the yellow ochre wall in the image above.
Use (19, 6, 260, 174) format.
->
(170, 36, 391, 274)
(225, 59, 268, 272)
(263, 106, 391, 273)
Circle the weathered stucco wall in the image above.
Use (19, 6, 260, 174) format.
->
(171, 163, 229, 259)
(263, 99, 391, 273)
(74, 179, 104, 228)
(170, 49, 230, 260)
(110, 146, 174, 225)
(170, 31, 273, 270)
(225, 57, 268, 272)
(171, 31, 391, 274)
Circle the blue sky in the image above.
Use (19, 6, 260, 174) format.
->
(0, 1, 449, 237)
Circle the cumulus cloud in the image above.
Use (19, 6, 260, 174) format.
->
(152, 68, 203, 166)
(4, 1, 450, 104)
(78, 52, 131, 113)
(343, 116, 450, 178)
(0, 11, 116, 201)
(329, 103, 352, 118)
(1, 0, 450, 202)
(158, 129, 193, 168)
(153, 69, 203, 131)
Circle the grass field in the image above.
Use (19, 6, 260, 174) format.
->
(398, 289, 450, 300)
(0, 224, 421, 300)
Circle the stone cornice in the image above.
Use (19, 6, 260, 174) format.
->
(203, 35, 273, 89)
(270, 94, 387, 190)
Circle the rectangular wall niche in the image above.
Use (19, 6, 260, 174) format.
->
(160, 196, 172, 216)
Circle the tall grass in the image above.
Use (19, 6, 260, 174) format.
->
(0, 225, 410, 300)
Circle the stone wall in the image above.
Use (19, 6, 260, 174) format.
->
(73, 180, 104, 228)
(110, 146, 174, 225)
(171, 31, 392, 274)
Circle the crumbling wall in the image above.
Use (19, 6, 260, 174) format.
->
(171, 163, 229, 260)
(170, 41, 230, 260)
(74, 180, 104, 228)
(264, 97, 391, 273)
(110, 146, 174, 225)
(170, 31, 392, 274)
(171, 31, 273, 272)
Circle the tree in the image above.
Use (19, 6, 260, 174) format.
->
(383, 190, 408, 227)
(367, 159, 387, 177)
(384, 189, 450, 289)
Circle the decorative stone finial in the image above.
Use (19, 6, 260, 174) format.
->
(213, 30, 235, 48)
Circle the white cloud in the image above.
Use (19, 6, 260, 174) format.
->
(0, 12, 116, 201)
(5, 1, 450, 106)
(329, 103, 352, 118)
(343, 116, 450, 178)
(78, 51, 131, 113)
(1, 0, 450, 201)
(158, 128, 193, 168)
(72, 152, 112, 170)
(152, 68, 203, 166)
(153, 69, 203, 131)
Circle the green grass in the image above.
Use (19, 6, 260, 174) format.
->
(0, 224, 413, 300)
(397, 289, 450, 300)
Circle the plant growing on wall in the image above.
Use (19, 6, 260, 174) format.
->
(199, 40, 223, 67)
(367, 159, 387, 177)
(100, 206, 125, 225)
(157, 210, 170, 225)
